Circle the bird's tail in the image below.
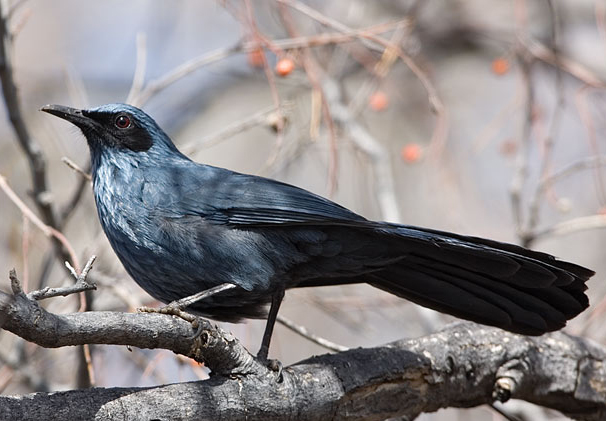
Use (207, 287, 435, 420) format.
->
(366, 225, 594, 335)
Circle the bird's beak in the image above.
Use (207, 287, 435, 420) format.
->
(40, 104, 91, 127)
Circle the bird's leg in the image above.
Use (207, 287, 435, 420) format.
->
(257, 288, 285, 362)
(139, 283, 237, 336)
(166, 283, 237, 310)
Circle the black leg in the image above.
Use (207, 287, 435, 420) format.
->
(257, 289, 285, 361)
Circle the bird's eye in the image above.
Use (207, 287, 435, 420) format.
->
(115, 114, 131, 129)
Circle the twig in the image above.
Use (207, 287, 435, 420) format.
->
(27, 256, 97, 301)
(520, 37, 606, 88)
(575, 86, 606, 207)
(533, 214, 606, 240)
(276, 0, 448, 158)
(242, 0, 287, 174)
(537, 155, 606, 194)
(276, 314, 348, 353)
(274, 2, 339, 193)
(61, 157, 92, 182)
(132, 45, 241, 107)
(323, 78, 401, 222)
(0, 3, 57, 230)
(181, 105, 286, 154)
(523, 0, 565, 245)
(509, 50, 534, 246)
(0, 174, 80, 272)
(126, 31, 147, 105)
(129, 21, 410, 108)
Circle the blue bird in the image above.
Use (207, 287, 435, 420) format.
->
(41, 103, 594, 360)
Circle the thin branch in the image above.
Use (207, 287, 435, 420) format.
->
(129, 21, 410, 108)
(523, 0, 565, 242)
(26, 256, 97, 301)
(60, 156, 92, 182)
(276, 314, 349, 352)
(277, 0, 449, 157)
(323, 77, 401, 222)
(182, 105, 286, 154)
(132, 45, 241, 107)
(0, 3, 65, 246)
(126, 32, 147, 105)
(0, 174, 80, 272)
(533, 214, 606, 240)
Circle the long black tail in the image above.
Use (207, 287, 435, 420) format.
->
(366, 225, 594, 335)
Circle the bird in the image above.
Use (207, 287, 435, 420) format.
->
(41, 103, 594, 360)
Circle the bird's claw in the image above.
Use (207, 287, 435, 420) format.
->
(138, 304, 202, 338)
(257, 357, 283, 382)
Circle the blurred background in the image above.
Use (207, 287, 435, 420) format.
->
(0, 0, 605, 419)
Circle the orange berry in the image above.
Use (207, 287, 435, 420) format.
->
(401, 143, 422, 163)
(248, 48, 264, 68)
(491, 57, 509, 75)
(369, 91, 388, 111)
(499, 139, 517, 156)
(275, 58, 295, 77)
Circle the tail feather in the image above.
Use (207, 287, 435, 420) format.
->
(365, 226, 593, 335)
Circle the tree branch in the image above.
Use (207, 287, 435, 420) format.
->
(0, 282, 604, 420)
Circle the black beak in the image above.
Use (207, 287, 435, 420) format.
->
(40, 104, 91, 127)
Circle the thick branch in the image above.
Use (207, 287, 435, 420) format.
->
(0, 285, 604, 420)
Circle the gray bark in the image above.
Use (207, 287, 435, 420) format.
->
(0, 287, 604, 420)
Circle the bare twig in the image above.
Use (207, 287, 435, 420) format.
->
(323, 78, 401, 222)
(0, 174, 80, 272)
(533, 214, 606, 240)
(61, 157, 92, 182)
(537, 156, 606, 195)
(126, 31, 147, 105)
(276, 314, 349, 353)
(27, 256, 97, 301)
(129, 21, 409, 108)
(575, 86, 606, 207)
(521, 38, 606, 88)
(274, 2, 339, 193)
(0, 3, 59, 232)
(509, 50, 534, 246)
(277, 0, 448, 157)
(182, 105, 286, 154)
(132, 45, 241, 107)
(522, 0, 565, 246)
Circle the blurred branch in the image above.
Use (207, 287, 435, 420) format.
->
(129, 19, 410, 108)
(523, 0, 564, 244)
(0, 174, 80, 272)
(276, 314, 349, 352)
(0, 4, 61, 240)
(509, 51, 534, 246)
(521, 37, 606, 88)
(126, 31, 147, 105)
(60, 157, 92, 182)
(243, 0, 287, 173)
(274, 2, 338, 193)
(534, 214, 606, 240)
(323, 78, 401, 222)
(181, 105, 286, 154)
(277, 0, 449, 156)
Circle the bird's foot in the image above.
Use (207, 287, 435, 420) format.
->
(138, 304, 204, 339)
(256, 355, 284, 382)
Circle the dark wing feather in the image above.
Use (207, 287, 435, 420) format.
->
(173, 166, 367, 225)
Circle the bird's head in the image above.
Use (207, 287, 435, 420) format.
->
(40, 103, 184, 165)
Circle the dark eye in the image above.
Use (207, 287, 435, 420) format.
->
(115, 114, 131, 129)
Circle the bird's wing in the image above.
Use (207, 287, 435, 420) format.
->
(171, 166, 368, 226)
